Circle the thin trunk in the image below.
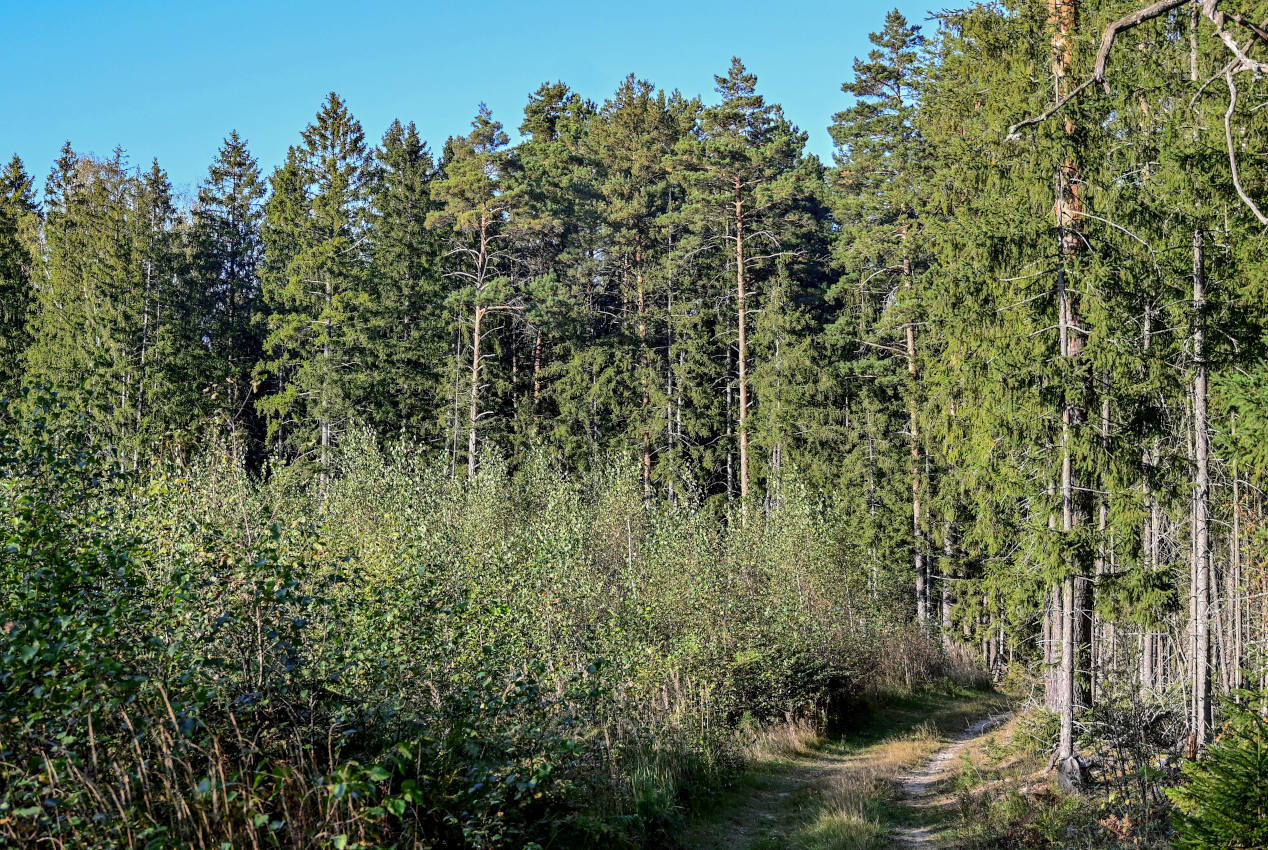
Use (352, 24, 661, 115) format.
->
(726, 344, 734, 507)
(450, 311, 462, 480)
(1231, 414, 1243, 691)
(735, 187, 750, 514)
(468, 305, 485, 483)
(941, 521, 953, 644)
(638, 247, 651, 507)
(905, 255, 928, 624)
(1051, 0, 1084, 768)
(532, 331, 542, 409)
(1192, 228, 1211, 746)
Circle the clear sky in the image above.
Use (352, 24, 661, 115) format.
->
(3, 0, 933, 199)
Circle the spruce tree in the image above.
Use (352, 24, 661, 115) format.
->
(830, 9, 931, 622)
(193, 131, 267, 448)
(258, 93, 376, 480)
(366, 118, 445, 440)
(27, 146, 190, 466)
(0, 155, 39, 399)
(588, 76, 681, 500)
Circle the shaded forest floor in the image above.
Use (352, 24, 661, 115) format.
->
(680, 688, 1012, 850)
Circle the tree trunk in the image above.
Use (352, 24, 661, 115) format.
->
(1192, 228, 1211, 747)
(1231, 415, 1243, 692)
(638, 248, 651, 507)
(906, 256, 928, 624)
(735, 187, 750, 514)
(1051, 0, 1085, 773)
(468, 305, 485, 483)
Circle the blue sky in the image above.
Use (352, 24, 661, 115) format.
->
(3, 0, 933, 198)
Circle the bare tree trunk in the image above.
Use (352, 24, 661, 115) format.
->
(468, 305, 485, 483)
(1231, 415, 1243, 691)
(1051, 0, 1086, 777)
(321, 274, 332, 487)
(449, 311, 463, 480)
(532, 330, 542, 409)
(1060, 573, 1076, 761)
(1046, 585, 1061, 710)
(905, 255, 928, 624)
(1192, 228, 1211, 747)
(941, 520, 954, 644)
(735, 187, 750, 515)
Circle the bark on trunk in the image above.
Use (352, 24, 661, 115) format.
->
(468, 305, 485, 483)
(1192, 228, 1211, 747)
(735, 186, 750, 515)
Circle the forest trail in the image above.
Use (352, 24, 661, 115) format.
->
(681, 690, 1011, 850)
(890, 712, 1011, 848)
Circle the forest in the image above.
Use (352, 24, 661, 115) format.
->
(2, 0, 1268, 847)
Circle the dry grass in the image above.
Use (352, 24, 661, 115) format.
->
(744, 718, 823, 761)
(788, 721, 947, 850)
(685, 689, 1011, 850)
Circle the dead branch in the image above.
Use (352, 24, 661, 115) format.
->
(1007, 78, 1097, 139)
(1222, 69, 1268, 225)
(1006, 0, 1268, 221)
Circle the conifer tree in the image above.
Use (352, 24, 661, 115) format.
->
(27, 146, 191, 465)
(0, 155, 39, 398)
(427, 105, 524, 480)
(193, 131, 267, 447)
(672, 57, 819, 513)
(830, 9, 931, 622)
(366, 119, 445, 439)
(258, 93, 375, 480)
(512, 82, 600, 463)
(588, 76, 681, 497)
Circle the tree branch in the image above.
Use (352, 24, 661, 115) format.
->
(1222, 69, 1268, 225)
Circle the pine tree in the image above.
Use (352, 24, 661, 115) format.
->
(672, 57, 820, 514)
(427, 105, 524, 480)
(258, 92, 376, 480)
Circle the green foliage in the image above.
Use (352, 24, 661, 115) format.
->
(192, 130, 268, 446)
(1168, 699, 1268, 849)
(0, 155, 38, 398)
(25, 148, 203, 466)
(0, 401, 946, 848)
(258, 92, 376, 477)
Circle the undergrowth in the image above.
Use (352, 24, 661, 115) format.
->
(0, 402, 964, 848)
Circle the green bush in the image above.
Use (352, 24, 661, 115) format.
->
(0, 408, 943, 848)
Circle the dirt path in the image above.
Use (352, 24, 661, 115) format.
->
(680, 692, 1012, 850)
(891, 712, 1012, 848)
